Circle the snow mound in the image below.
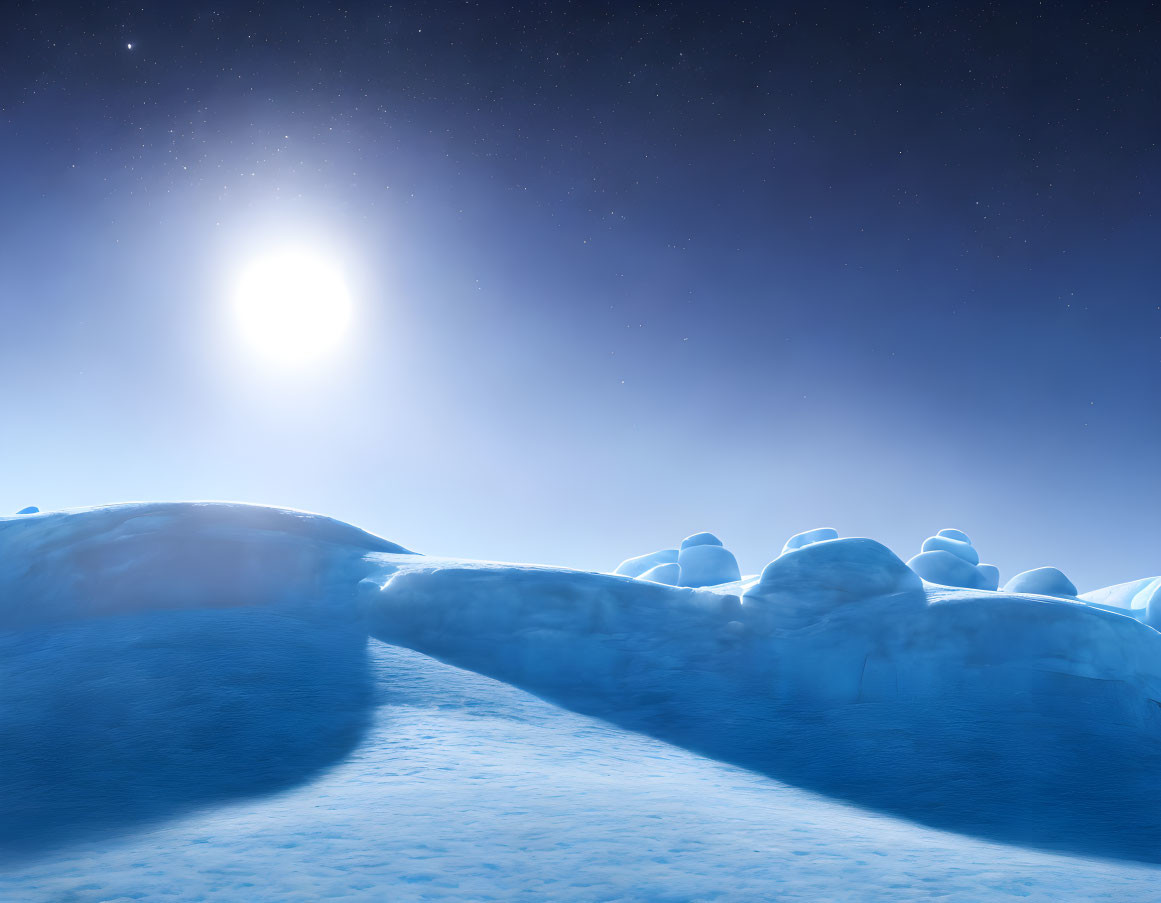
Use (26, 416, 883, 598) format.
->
(1004, 566, 1078, 598)
(613, 548, 678, 577)
(616, 531, 741, 587)
(744, 538, 923, 625)
(907, 529, 996, 590)
(920, 534, 979, 564)
(680, 531, 722, 549)
(0, 502, 413, 626)
(781, 526, 839, 554)
(678, 543, 741, 588)
(639, 561, 680, 584)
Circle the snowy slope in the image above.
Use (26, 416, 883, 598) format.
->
(3, 641, 1159, 903)
(2, 502, 1160, 899)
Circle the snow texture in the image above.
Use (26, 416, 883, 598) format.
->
(4, 641, 1159, 903)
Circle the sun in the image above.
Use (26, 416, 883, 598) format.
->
(232, 248, 353, 363)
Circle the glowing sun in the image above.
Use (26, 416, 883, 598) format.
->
(233, 248, 353, 362)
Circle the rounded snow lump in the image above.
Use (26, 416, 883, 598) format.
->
(1003, 567, 1078, 597)
(936, 528, 972, 544)
(639, 561, 681, 585)
(1145, 583, 1161, 629)
(16, 506, 39, 515)
(781, 527, 839, 555)
(744, 538, 922, 618)
(908, 550, 990, 589)
(677, 544, 740, 588)
(680, 532, 723, 550)
(976, 563, 1000, 591)
(614, 548, 678, 578)
(920, 534, 980, 565)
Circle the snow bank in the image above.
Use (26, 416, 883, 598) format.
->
(366, 536, 1161, 858)
(0, 502, 413, 855)
(1082, 576, 1161, 628)
(0, 502, 411, 626)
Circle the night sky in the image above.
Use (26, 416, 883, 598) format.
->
(2, 2, 1157, 590)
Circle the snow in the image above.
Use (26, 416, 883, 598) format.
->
(680, 530, 722, 549)
(907, 530, 997, 590)
(782, 526, 840, 553)
(744, 537, 924, 625)
(0, 501, 410, 626)
(2, 502, 1161, 899)
(977, 562, 1001, 590)
(677, 541, 741, 587)
(639, 560, 680, 584)
(4, 641, 1158, 903)
(909, 548, 992, 588)
(1082, 576, 1161, 628)
(616, 531, 741, 588)
(613, 547, 677, 577)
(1004, 566, 1079, 598)
(921, 533, 980, 564)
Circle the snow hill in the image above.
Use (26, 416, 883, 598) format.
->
(2, 502, 1160, 901)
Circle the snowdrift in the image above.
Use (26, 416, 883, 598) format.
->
(2, 502, 1160, 864)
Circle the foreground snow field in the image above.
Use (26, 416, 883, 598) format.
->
(1, 503, 1159, 900)
(4, 641, 1159, 903)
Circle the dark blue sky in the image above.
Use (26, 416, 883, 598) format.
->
(2, 1, 1158, 589)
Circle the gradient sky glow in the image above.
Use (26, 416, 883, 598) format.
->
(2, 2, 1158, 591)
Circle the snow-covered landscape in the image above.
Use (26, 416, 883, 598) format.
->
(2, 501, 1159, 901)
